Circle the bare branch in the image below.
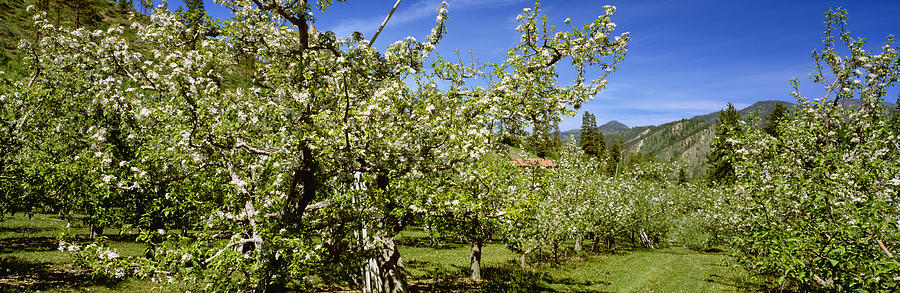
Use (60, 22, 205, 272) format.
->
(370, 0, 403, 45)
(877, 239, 894, 258)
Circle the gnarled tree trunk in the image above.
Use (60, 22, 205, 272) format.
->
(363, 234, 408, 293)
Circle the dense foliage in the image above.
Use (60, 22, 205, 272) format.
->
(729, 8, 900, 291)
(3, 0, 630, 291)
(3, 1, 899, 292)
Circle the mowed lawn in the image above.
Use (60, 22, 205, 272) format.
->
(398, 229, 756, 292)
(2, 214, 756, 292)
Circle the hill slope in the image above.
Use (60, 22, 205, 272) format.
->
(1, 0, 144, 73)
(690, 100, 795, 124)
(563, 100, 803, 178)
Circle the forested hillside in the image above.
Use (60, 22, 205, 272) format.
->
(0, 0, 147, 73)
(563, 101, 801, 178)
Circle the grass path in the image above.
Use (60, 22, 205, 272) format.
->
(398, 229, 754, 292)
(2, 215, 755, 292)
(544, 248, 751, 292)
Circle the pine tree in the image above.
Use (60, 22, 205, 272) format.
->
(140, 0, 153, 15)
(579, 112, 604, 158)
(607, 138, 623, 175)
(185, 0, 206, 25)
(762, 103, 788, 136)
(71, 0, 101, 28)
(118, 0, 133, 13)
(524, 123, 561, 159)
(706, 103, 741, 185)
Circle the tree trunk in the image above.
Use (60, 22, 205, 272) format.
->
(574, 235, 583, 252)
(470, 238, 483, 282)
(263, 143, 318, 292)
(363, 234, 408, 293)
(552, 240, 559, 263)
(519, 247, 534, 269)
(592, 233, 599, 251)
(89, 220, 103, 239)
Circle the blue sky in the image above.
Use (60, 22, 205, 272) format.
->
(156, 0, 900, 130)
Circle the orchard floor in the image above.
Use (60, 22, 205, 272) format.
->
(1, 214, 757, 292)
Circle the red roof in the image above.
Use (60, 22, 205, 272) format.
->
(509, 158, 555, 167)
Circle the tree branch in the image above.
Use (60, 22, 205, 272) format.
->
(370, 0, 403, 45)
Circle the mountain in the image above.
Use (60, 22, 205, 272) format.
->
(605, 119, 714, 177)
(562, 100, 804, 178)
(691, 100, 795, 124)
(560, 120, 630, 142)
(599, 120, 629, 133)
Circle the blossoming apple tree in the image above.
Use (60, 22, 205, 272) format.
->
(730, 8, 900, 290)
(13, 0, 629, 291)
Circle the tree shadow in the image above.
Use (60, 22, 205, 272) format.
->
(0, 237, 57, 253)
(407, 261, 613, 292)
(395, 234, 464, 249)
(0, 256, 124, 292)
(0, 226, 59, 234)
(703, 271, 761, 292)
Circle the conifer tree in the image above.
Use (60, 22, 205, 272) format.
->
(118, 0, 133, 13)
(608, 138, 623, 175)
(762, 103, 788, 136)
(579, 112, 604, 158)
(706, 102, 741, 184)
(525, 123, 562, 159)
(185, 0, 206, 25)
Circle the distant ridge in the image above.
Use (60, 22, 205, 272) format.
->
(690, 100, 795, 124)
(599, 120, 629, 133)
(560, 120, 630, 142)
(561, 100, 815, 178)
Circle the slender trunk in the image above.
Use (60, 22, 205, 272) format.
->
(592, 233, 599, 251)
(552, 240, 559, 263)
(89, 221, 103, 239)
(519, 247, 534, 269)
(574, 235, 583, 252)
(470, 238, 483, 282)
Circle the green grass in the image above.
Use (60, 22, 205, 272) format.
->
(0, 213, 160, 292)
(2, 215, 757, 292)
(397, 227, 756, 292)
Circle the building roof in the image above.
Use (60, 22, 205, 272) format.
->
(509, 158, 555, 167)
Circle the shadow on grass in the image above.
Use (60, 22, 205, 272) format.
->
(0, 237, 57, 253)
(0, 256, 124, 292)
(0, 226, 60, 234)
(704, 270, 761, 292)
(395, 235, 465, 249)
(408, 260, 612, 292)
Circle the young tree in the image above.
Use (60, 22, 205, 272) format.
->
(421, 156, 521, 282)
(705, 103, 741, 185)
